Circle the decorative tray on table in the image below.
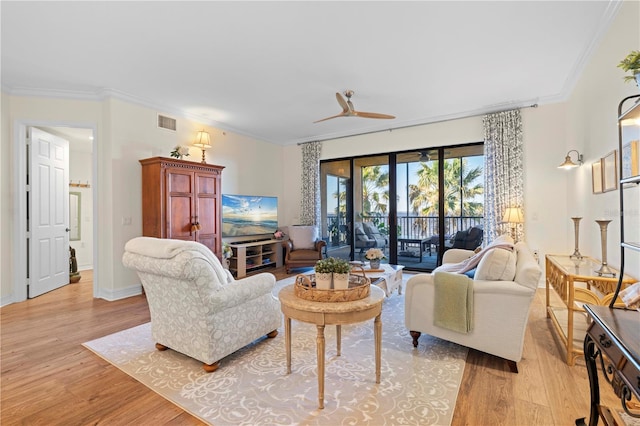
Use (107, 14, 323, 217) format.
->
(294, 272, 371, 302)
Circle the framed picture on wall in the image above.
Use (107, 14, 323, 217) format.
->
(592, 160, 603, 194)
(621, 140, 639, 179)
(602, 149, 618, 192)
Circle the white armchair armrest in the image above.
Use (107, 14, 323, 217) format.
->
(208, 273, 276, 311)
(442, 248, 475, 264)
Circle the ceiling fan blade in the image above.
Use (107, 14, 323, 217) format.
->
(353, 111, 396, 120)
(335, 92, 350, 112)
(313, 112, 347, 123)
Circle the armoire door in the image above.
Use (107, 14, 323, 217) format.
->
(166, 168, 196, 241)
(194, 171, 220, 253)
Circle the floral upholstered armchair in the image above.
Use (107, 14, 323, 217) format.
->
(122, 237, 282, 372)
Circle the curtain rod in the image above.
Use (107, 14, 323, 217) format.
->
(297, 103, 538, 145)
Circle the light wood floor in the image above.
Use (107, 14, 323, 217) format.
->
(0, 268, 624, 425)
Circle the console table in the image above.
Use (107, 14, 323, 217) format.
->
(578, 304, 640, 426)
(545, 254, 637, 365)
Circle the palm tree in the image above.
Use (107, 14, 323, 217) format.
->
(361, 165, 389, 215)
(408, 158, 483, 232)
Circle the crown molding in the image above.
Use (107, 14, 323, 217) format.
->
(1, 84, 278, 145)
(554, 0, 623, 101)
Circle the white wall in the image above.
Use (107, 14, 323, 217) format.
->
(281, 0, 640, 283)
(68, 149, 94, 270)
(282, 106, 566, 274)
(1, 92, 9, 303)
(1, 96, 286, 305)
(2, 0, 638, 305)
(563, 0, 640, 280)
(1, 96, 103, 305)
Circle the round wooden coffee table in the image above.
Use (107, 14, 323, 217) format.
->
(278, 283, 385, 409)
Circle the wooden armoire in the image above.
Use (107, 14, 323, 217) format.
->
(139, 157, 224, 258)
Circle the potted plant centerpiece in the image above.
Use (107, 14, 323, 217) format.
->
(314, 258, 334, 290)
(618, 50, 640, 88)
(365, 248, 386, 270)
(332, 257, 351, 290)
(314, 257, 351, 290)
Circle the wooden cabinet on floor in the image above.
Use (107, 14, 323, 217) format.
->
(228, 239, 283, 278)
(140, 157, 224, 258)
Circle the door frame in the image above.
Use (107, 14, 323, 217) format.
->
(12, 120, 99, 302)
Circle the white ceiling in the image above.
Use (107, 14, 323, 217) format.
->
(1, 1, 621, 146)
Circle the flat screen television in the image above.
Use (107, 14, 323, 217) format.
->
(221, 194, 278, 238)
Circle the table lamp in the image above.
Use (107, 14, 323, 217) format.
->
(502, 207, 524, 241)
(193, 130, 211, 163)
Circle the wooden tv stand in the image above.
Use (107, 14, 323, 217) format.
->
(228, 239, 283, 278)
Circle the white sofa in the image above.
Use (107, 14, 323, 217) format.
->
(122, 237, 282, 372)
(405, 240, 541, 372)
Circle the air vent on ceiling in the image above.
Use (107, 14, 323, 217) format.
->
(157, 114, 177, 131)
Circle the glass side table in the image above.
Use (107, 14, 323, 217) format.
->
(545, 254, 637, 366)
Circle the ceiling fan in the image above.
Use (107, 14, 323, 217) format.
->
(313, 90, 396, 123)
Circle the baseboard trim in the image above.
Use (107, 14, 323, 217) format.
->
(98, 284, 142, 301)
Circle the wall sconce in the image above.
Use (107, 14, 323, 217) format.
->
(558, 150, 584, 169)
(502, 207, 524, 241)
(192, 130, 211, 164)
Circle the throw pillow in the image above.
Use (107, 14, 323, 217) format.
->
(288, 225, 318, 250)
(475, 247, 517, 281)
(463, 268, 477, 279)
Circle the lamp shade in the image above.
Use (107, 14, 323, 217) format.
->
(193, 130, 211, 148)
(558, 150, 583, 169)
(502, 207, 524, 223)
(558, 155, 579, 169)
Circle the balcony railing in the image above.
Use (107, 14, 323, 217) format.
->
(325, 214, 483, 246)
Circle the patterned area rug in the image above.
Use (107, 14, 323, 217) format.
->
(83, 276, 467, 425)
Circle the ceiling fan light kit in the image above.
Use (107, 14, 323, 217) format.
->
(314, 90, 396, 123)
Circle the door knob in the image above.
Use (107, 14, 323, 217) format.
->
(65, 228, 70, 232)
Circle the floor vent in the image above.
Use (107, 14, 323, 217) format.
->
(157, 114, 177, 131)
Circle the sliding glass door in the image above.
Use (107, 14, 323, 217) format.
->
(353, 155, 390, 263)
(396, 150, 440, 270)
(320, 143, 484, 272)
(320, 160, 351, 261)
(395, 145, 484, 269)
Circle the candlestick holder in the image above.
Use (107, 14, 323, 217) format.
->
(570, 217, 583, 259)
(594, 219, 615, 277)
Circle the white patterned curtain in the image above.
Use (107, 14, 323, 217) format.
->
(483, 109, 523, 244)
(300, 141, 322, 226)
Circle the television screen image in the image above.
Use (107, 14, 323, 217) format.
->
(222, 194, 278, 237)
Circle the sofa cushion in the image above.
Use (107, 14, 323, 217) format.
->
(492, 233, 514, 245)
(362, 222, 378, 237)
(288, 225, 318, 250)
(354, 222, 372, 242)
(475, 247, 517, 281)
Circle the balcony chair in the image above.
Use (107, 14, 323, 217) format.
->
(122, 237, 282, 372)
(282, 225, 326, 273)
(354, 221, 388, 257)
(445, 226, 484, 251)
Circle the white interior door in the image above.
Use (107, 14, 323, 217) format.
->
(29, 127, 70, 298)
